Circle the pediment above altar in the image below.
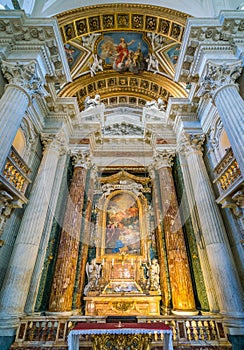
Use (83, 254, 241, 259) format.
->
(98, 170, 150, 186)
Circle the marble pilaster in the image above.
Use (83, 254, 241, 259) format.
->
(197, 61, 244, 175)
(179, 133, 244, 318)
(0, 61, 43, 173)
(178, 153, 219, 313)
(24, 152, 68, 314)
(74, 165, 97, 309)
(154, 151, 197, 314)
(0, 131, 66, 329)
(48, 151, 90, 312)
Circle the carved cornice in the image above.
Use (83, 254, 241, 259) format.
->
(166, 97, 199, 121)
(153, 151, 175, 169)
(0, 10, 70, 83)
(196, 61, 243, 101)
(175, 11, 244, 83)
(178, 133, 205, 155)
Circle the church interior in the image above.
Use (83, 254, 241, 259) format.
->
(0, 0, 243, 349)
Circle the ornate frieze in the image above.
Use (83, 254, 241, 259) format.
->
(197, 61, 243, 101)
(103, 123, 143, 136)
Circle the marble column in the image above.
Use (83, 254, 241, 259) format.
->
(0, 132, 66, 330)
(154, 151, 196, 314)
(179, 133, 244, 318)
(0, 61, 42, 172)
(148, 165, 171, 313)
(74, 165, 97, 309)
(24, 152, 68, 314)
(197, 61, 244, 175)
(48, 151, 90, 312)
(178, 153, 219, 313)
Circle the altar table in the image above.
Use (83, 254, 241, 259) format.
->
(68, 322, 173, 350)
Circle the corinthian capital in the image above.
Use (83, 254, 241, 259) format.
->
(197, 61, 242, 100)
(153, 151, 175, 169)
(71, 150, 91, 169)
(178, 133, 205, 155)
(1, 60, 47, 98)
(41, 131, 67, 154)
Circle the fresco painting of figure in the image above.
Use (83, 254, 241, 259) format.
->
(105, 193, 141, 254)
(98, 32, 148, 73)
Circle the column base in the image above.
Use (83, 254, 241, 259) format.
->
(228, 335, 244, 350)
(171, 309, 199, 316)
(45, 310, 80, 316)
(0, 335, 15, 350)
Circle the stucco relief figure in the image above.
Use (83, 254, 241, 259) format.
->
(84, 259, 102, 295)
(88, 54, 103, 77)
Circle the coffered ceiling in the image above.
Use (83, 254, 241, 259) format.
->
(57, 4, 188, 111)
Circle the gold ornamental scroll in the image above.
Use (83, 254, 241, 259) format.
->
(49, 152, 90, 312)
(155, 152, 196, 314)
(92, 333, 152, 350)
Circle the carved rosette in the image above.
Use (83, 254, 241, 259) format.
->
(178, 133, 205, 156)
(153, 151, 175, 169)
(197, 61, 242, 101)
(1, 60, 46, 99)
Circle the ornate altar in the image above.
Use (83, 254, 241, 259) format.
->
(68, 322, 173, 350)
(84, 171, 161, 316)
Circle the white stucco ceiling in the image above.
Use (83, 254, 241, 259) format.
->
(0, 0, 242, 18)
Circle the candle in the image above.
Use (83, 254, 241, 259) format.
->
(131, 258, 134, 266)
(112, 258, 114, 266)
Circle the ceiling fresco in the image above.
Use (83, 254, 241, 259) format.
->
(57, 4, 189, 111)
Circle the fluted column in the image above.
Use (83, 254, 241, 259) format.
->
(154, 151, 196, 314)
(197, 61, 244, 175)
(178, 153, 219, 313)
(74, 165, 97, 309)
(179, 133, 244, 318)
(0, 132, 66, 324)
(49, 151, 90, 312)
(148, 165, 171, 313)
(0, 61, 43, 172)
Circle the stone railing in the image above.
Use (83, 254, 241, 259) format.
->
(213, 148, 242, 194)
(11, 315, 231, 349)
(1, 146, 31, 199)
